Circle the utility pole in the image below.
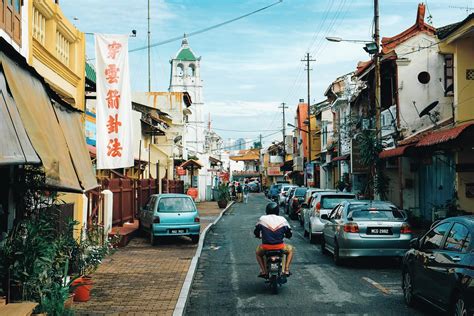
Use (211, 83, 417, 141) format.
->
(374, 0, 381, 198)
(259, 134, 263, 149)
(147, 0, 151, 92)
(278, 102, 288, 156)
(302, 53, 316, 187)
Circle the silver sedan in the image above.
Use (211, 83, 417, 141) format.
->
(321, 200, 412, 265)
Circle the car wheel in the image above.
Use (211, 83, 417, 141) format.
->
(402, 270, 415, 307)
(333, 241, 343, 266)
(150, 231, 157, 246)
(452, 293, 468, 316)
(320, 235, 328, 254)
(309, 225, 316, 244)
(191, 235, 200, 244)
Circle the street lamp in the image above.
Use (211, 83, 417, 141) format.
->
(325, 37, 377, 54)
(287, 123, 309, 134)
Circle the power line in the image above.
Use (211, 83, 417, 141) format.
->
(129, 0, 283, 53)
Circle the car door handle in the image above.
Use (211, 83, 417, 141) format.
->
(428, 255, 436, 260)
(451, 256, 461, 262)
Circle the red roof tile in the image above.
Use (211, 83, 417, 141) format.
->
(379, 144, 415, 159)
(381, 3, 436, 54)
(415, 123, 474, 147)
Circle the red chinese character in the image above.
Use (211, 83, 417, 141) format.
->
(105, 64, 120, 84)
(107, 41, 122, 59)
(106, 89, 121, 109)
(107, 114, 122, 134)
(107, 138, 123, 157)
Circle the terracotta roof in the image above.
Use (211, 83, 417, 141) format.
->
(379, 144, 415, 159)
(415, 123, 474, 147)
(397, 118, 454, 146)
(381, 3, 436, 54)
(355, 60, 373, 76)
(230, 149, 260, 161)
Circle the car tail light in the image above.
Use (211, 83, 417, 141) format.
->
(194, 217, 200, 223)
(400, 223, 412, 234)
(316, 202, 321, 210)
(343, 223, 359, 233)
(153, 216, 160, 224)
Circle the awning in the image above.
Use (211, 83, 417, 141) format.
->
(0, 70, 40, 165)
(379, 144, 415, 159)
(415, 123, 474, 147)
(0, 51, 96, 192)
(332, 154, 350, 162)
(54, 104, 98, 191)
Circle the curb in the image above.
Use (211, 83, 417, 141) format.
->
(173, 201, 235, 316)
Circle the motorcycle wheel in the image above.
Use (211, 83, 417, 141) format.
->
(270, 275, 278, 294)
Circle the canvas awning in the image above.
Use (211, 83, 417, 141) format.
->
(54, 104, 98, 191)
(0, 70, 40, 165)
(0, 51, 97, 192)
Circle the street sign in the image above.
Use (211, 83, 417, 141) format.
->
(267, 166, 282, 176)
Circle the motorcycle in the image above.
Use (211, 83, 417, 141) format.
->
(263, 249, 287, 294)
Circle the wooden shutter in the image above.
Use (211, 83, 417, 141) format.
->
(12, 0, 20, 44)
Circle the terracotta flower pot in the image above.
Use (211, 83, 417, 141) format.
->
(217, 200, 228, 208)
(72, 276, 93, 302)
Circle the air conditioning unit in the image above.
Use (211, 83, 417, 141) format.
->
(293, 157, 304, 171)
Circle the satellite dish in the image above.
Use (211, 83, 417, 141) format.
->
(419, 101, 439, 118)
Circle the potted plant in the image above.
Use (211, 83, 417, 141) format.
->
(216, 183, 231, 209)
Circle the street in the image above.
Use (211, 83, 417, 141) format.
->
(185, 194, 439, 315)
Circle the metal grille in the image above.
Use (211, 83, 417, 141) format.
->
(467, 69, 474, 80)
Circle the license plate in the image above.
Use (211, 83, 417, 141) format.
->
(270, 263, 279, 271)
(368, 227, 392, 235)
(170, 229, 186, 234)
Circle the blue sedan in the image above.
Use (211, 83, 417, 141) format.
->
(139, 194, 201, 245)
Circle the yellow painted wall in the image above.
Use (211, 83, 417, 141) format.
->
(28, 0, 86, 112)
(60, 193, 85, 239)
(439, 21, 474, 124)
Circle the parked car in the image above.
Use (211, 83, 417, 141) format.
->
(288, 187, 308, 220)
(139, 194, 201, 245)
(268, 183, 282, 201)
(284, 187, 298, 212)
(247, 181, 260, 192)
(278, 185, 297, 206)
(303, 192, 353, 243)
(298, 188, 336, 227)
(321, 200, 412, 265)
(401, 216, 474, 315)
(297, 188, 321, 225)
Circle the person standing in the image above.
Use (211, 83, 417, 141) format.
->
(243, 182, 250, 204)
(236, 182, 243, 202)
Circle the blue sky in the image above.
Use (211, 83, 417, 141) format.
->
(61, 0, 469, 146)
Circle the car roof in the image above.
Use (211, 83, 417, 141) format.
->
(345, 200, 396, 208)
(151, 193, 193, 199)
(315, 192, 355, 197)
(440, 215, 474, 225)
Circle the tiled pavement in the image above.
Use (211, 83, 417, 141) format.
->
(73, 201, 225, 316)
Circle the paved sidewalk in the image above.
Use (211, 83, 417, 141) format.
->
(74, 201, 224, 316)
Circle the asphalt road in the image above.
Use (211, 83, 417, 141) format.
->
(185, 193, 440, 315)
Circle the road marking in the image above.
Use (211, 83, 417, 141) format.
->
(362, 277, 391, 295)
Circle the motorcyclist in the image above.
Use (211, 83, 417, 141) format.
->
(254, 202, 294, 278)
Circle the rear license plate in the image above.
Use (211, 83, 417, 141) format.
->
(270, 263, 279, 271)
(170, 229, 186, 234)
(368, 227, 392, 235)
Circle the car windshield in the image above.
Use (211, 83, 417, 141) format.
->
(158, 197, 196, 213)
(282, 186, 292, 192)
(295, 188, 307, 196)
(321, 195, 355, 209)
(349, 207, 405, 220)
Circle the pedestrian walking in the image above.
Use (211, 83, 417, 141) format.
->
(236, 182, 243, 202)
(230, 182, 236, 201)
(243, 183, 250, 204)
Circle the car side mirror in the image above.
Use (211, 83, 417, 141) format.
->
(410, 237, 420, 250)
(321, 214, 329, 220)
(301, 203, 308, 209)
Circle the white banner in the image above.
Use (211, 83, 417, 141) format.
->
(95, 34, 134, 169)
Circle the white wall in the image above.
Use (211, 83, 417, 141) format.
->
(396, 33, 454, 137)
